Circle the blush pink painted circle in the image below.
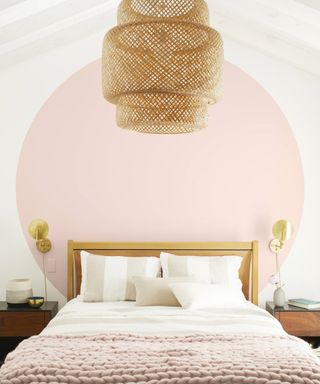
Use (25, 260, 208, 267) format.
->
(17, 60, 303, 297)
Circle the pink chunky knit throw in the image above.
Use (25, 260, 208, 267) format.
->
(1, 333, 320, 383)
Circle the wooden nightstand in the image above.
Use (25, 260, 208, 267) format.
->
(266, 301, 320, 342)
(0, 301, 58, 363)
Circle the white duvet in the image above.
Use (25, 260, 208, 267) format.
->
(42, 297, 285, 336)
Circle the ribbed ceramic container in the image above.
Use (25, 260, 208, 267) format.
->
(6, 278, 33, 304)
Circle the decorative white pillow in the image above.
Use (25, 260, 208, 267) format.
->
(169, 282, 246, 310)
(133, 276, 200, 307)
(80, 251, 161, 302)
(160, 252, 243, 288)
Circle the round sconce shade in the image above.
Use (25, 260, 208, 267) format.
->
(28, 219, 49, 239)
(102, 0, 224, 134)
(272, 220, 294, 242)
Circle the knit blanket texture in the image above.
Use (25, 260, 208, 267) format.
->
(1, 333, 320, 383)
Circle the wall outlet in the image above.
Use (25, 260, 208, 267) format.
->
(46, 258, 56, 273)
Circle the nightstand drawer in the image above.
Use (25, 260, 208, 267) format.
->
(279, 312, 320, 337)
(0, 312, 46, 337)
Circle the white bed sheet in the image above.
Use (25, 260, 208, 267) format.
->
(42, 297, 285, 336)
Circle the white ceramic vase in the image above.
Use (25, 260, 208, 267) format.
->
(273, 286, 286, 307)
(6, 278, 33, 304)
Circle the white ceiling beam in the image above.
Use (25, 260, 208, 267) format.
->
(249, 0, 320, 26)
(0, 0, 319, 77)
(295, 0, 320, 11)
(0, 0, 69, 27)
(209, 0, 320, 76)
(214, 11, 320, 77)
(210, 0, 320, 51)
(0, 0, 118, 56)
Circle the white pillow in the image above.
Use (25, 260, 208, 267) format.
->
(133, 276, 200, 307)
(160, 252, 242, 289)
(169, 282, 246, 309)
(80, 251, 161, 302)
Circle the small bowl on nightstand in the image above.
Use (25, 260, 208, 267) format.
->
(27, 296, 44, 308)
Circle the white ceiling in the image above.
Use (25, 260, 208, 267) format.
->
(0, 0, 320, 76)
(0, 0, 22, 11)
(295, 0, 320, 11)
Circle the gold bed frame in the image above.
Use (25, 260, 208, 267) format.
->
(67, 241, 258, 304)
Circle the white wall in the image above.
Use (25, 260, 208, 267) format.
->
(0, 31, 319, 308)
(224, 40, 320, 304)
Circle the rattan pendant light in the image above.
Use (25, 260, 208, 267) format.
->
(102, 0, 223, 134)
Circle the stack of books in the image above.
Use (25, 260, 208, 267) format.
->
(288, 298, 320, 310)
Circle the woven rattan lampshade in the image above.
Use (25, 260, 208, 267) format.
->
(102, 0, 223, 134)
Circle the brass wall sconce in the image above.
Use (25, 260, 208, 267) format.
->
(269, 219, 293, 306)
(28, 219, 52, 253)
(28, 219, 52, 302)
(269, 219, 293, 254)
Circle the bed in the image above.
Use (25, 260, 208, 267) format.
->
(1, 241, 320, 383)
